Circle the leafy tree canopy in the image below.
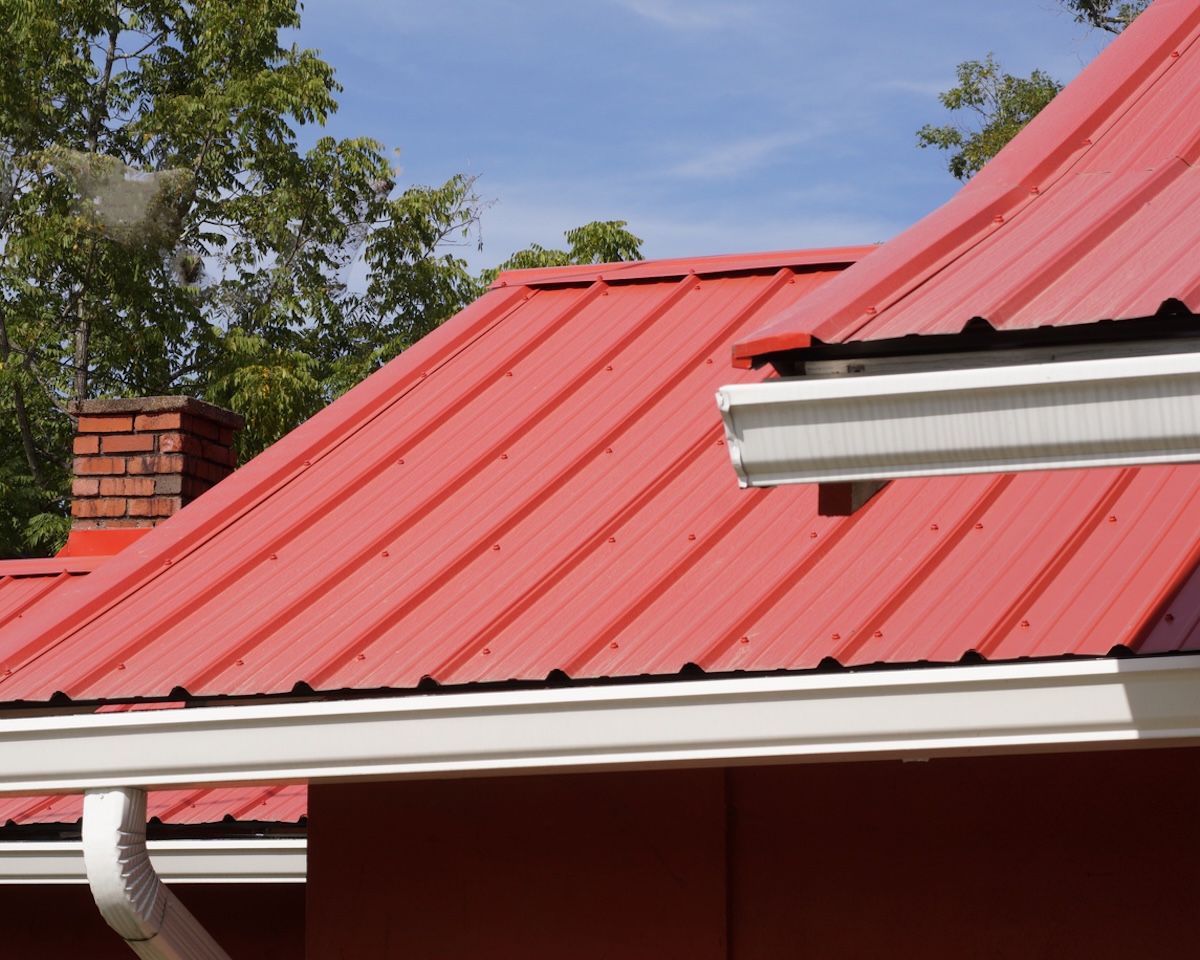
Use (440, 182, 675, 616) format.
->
(916, 54, 1063, 181)
(482, 220, 645, 283)
(0, 0, 485, 556)
(916, 1, 1146, 181)
(1059, 0, 1149, 34)
(0, 0, 647, 558)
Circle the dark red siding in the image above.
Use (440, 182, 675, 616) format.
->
(310, 749, 1200, 959)
(2, 884, 303, 958)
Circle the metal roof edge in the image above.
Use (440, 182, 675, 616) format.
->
(2, 654, 1198, 794)
(491, 247, 876, 289)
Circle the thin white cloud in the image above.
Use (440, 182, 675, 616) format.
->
(667, 133, 815, 180)
(609, 0, 752, 30)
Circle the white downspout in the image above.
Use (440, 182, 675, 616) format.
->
(83, 788, 232, 960)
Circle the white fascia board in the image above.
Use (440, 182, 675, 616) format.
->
(716, 351, 1200, 486)
(0, 839, 306, 885)
(0, 655, 1199, 795)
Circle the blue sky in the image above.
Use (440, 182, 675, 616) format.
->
(293, 1, 1115, 273)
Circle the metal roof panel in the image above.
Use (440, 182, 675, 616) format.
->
(2, 245, 1200, 704)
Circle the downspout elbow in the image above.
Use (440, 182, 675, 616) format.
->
(83, 787, 232, 960)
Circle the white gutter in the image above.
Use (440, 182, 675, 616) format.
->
(83, 788, 231, 959)
(0, 655, 1198, 794)
(716, 351, 1200, 486)
(0, 838, 305, 885)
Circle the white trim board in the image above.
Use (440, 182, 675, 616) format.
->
(717, 351, 1200, 486)
(0, 655, 1198, 795)
(0, 838, 306, 885)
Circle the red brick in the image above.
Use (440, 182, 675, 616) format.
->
(183, 414, 221, 441)
(73, 436, 100, 455)
(133, 412, 183, 432)
(202, 441, 237, 467)
(71, 499, 128, 519)
(73, 457, 126, 476)
(128, 497, 182, 518)
(77, 414, 134, 433)
(127, 455, 185, 475)
(99, 477, 155, 497)
(71, 478, 101, 497)
(217, 427, 235, 447)
(159, 432, 203, 455)
(100, 433, 156, 454)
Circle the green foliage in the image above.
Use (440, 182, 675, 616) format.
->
(481, 220, 644, 284)
(0, 0, 485, 556)
(916, 54, 1063, 181)
(1058, 0, 1148, 33)
(917, 2, 1147, 182)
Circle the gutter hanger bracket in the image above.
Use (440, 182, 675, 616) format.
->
(83, 787, 231, 960)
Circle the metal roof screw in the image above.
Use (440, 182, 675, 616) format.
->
(1107, 515, 1117, 523)
(357, 653, 366, 660)
(605, 447, 613, 454)
(164, 558, 173, 566)
(1172, 50, 1181, 58)
(492, 544, 501, 551)
(705, 358, 713, 365)
(1029, 186, 1040, 195)
(717, 439, 725, 446)
(380, 550, 389, 558)
(974, 522, 984, 530)
(687, 533, 696, 540)
(865, 306, 877, 315)
(610, 642, 619, 649)
(481, 648, 491, 655)
(993, 215, 1004, 224)
(1165, 613, 1176, 623)
(831, 633, 840, 640)
(1020, 620, 1030, 628)
(499, 453, 508, 460)
(303, 460, 311, 467)
(930, 523, 939, 531)
(874, 630, 883, 638)
(269, 553, 278, 560)
(397, 458, 404, 464)
(809, 531, 818, 539)
(1083, 138, 1092, 146)
(608, 536, 616, 543)
(116, 663, 126, 670)
(605, 365, 613, 371)
(235, 659, 244, 666)
(739, 636, 749, 644)
(505, 371, 513, 377)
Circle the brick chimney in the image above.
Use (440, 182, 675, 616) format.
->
(61, 397, 245, 556)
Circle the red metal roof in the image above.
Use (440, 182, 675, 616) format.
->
(0, 784, 307, 828)
(732, 0, 1200, 365)
(0, 560, 306, 826)
(2, 245, 1199, 704)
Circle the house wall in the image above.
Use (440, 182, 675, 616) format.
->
(2, 883, 304, 957)
(308, 747, 1200, 959)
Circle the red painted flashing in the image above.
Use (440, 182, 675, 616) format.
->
(57, 527, 150, 559)
(733, 0, 1200, 364)
(491, 247, 874, 289)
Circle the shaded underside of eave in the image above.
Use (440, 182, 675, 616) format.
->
(732, 0, 1200, 365)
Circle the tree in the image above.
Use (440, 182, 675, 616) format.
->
(917, 1, 1146, 181)
(483, 220, 644, 282)
(0, 0, 485, 556)
(916, 54, 1062, 181)
(1058, 0, 1149, 33)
